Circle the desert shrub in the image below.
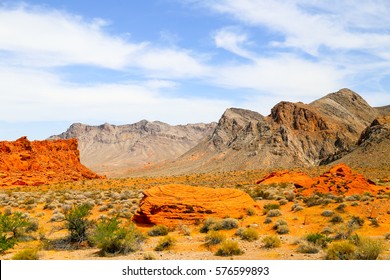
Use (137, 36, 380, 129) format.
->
(246, 207, 256, 216)
(279, 199, 288, 206)
(348, 216, 364, 229)
(205, 230, 226, 247)
(0, 235, 16, 252)
(330, 214, 343, 224)
(335, 203, 346, 213)
(303, 195, 322, 207)
(63, 203, 93, 243)
(291, 203, 304, 211)
(200, 218, 217, 233)
(276, 225, 290, 235)
(154, 236, 176, 251)
(326, 240, 356, 260)
(296, 243, 319, 254)
(236, 227, 259, 242)
(148, 225, 169, 237)
(263, 203, 280, 214)
(354, 237, 384, 260)
(384, 233, 390, 240)
(0, 211, 36, 238)
(12, 248, 39, 260)
(143, 253, 156, 260)
(264, 217, 272, 224)
(262, 235, 281, 248)
(321, 226, 334, 235)
(369, 218, 379, 227)
(321, 210, 334, 217)
(213, 218, 239, 230)
(306, 233, 331, 248)
(91, 217, 145, 255)
(267, 209, 282, 217)
(215, 240, 243, 256)
(272, 219, 287, 230)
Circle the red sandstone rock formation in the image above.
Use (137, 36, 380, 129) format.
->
(0, 137, 104, 186)
(257, 163, 384, 196)
(132, 184, 259, 226)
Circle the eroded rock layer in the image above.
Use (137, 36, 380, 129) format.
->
(132, 184, 259, 226)
(0, 137, 104, 186)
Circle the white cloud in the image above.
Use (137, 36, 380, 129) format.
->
(0, 5, 209, 78)
(0, 65, 231, 124)
(213, 27, 255, 60)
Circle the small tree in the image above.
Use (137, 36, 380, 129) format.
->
(64, 204, 93, 243)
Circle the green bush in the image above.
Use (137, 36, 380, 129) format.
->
(306, 233, 331, 248)
(91, 217, 145, 255)
(236, 227, 259, 242)
(0, 211, 35, 238)
(0, 211, 36, 253)
(262, 235, 281, 248)
(148, 225, 169, 236)
(64, 203, 93, 243)
(205, 230, 226, 247)
(154, 236, 176, 251)
(12, 248, 39, 260)
(215, 240, 243, 256)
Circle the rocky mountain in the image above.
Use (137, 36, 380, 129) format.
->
(0, 137, 103, 186)
(376, 105, 390, 116)
(136, 88, 385, 176)
(332, 116, 390, 177)
(49, 121, 216, 176)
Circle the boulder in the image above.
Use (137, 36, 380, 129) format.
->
(132, 184, 259, 226)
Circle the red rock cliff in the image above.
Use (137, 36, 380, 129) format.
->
(0, 136, 104, 186)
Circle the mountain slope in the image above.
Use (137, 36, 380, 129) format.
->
(136, 88, 381, 176)
(49, 121, 216, 176)
(333, 116, 390, 177)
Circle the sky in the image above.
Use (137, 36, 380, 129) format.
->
(1, 0, 390, 140)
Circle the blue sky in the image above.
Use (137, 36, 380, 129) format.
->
(1, 0, 390, 140)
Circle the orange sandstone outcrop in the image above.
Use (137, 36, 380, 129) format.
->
(0, 136, 104, 186)
(132, 184, 259, 226)
(257, 163, 383, 196)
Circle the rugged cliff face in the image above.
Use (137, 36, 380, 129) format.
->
(0, 136, 103, 186)
(49, 121, 216, 176)
(137, 88, 382, 176)
(331, 116, 390, 175)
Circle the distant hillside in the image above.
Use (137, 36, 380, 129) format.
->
(376, 105, 390, 116)
(49, 121, 216, 176)
(134, 89, 385, 176)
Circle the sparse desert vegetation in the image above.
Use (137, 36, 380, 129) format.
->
(0, 166, 388, 260)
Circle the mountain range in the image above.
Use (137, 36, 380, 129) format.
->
(49, 88, 390, 178)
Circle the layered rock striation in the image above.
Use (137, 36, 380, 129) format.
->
(132, 184, 259, 226)
(0, 136, 103, 186)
